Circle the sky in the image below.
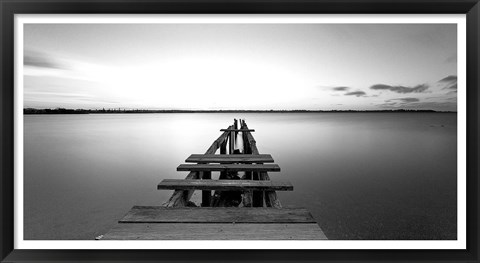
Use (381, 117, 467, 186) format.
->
(24, 23, 458, 111)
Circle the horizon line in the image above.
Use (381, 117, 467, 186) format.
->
(23, 108, 457, 113)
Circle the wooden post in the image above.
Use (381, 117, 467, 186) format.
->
(252, 171, 263, 207)
(248, 190, 253, 207)
(234, 119, 238, 149)
(201, 171, 211, 207)
(243, 127, 250, 154)
(214, 136, 228, 206)
(229, 131, 234, 154)
(219, 137, 227, 180)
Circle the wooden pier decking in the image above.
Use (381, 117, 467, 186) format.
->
(100, 119, 327, 240)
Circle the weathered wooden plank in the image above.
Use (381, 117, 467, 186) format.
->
(164, 125, 233, 207)
(101, 223, 327, 240)
(162, 171, 198, 207)
(177, 164, 280, 172)
(158, 179, 293, 191)
(243, 122, 282, 208)
(119, 206, 315, 223)
(241, 121, 253, 207)
(207, 125, 234, 154)
(220, 129, 255, 132)
(186, 154, 274, 163)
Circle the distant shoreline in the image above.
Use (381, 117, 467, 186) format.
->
(24, 108, 457, 114)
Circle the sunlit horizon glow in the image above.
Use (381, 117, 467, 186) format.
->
(24, 23, 458, 111)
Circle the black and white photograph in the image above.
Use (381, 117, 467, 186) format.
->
(18, 15, 464, 246)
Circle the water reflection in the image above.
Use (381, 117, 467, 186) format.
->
(24, 113, 457, 240)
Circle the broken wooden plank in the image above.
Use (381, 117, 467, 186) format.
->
(243, 123, 282, 208)
(177, 164, 280, 172)
(158, 179, 293, 191)
(163, 125, 233, 207)
(119, 206, 315, 223)
(186, 154, 274, 164)
(100, 223, 327, 240)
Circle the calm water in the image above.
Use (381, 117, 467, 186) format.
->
(24, 113, 457, 240)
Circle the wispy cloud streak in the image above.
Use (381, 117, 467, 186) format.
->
(370, 84, 429, 93)
(438, 75, 457, 90)
(332, 86, 350, 91)
(345, 91, 366, 97)
(24, 50, 66, 69)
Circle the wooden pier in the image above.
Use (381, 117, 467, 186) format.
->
(99, 119, 327, 240)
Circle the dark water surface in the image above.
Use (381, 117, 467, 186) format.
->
(24, 113, 457, 240)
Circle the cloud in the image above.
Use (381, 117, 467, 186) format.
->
(379, 102, 397, 107)
(370, 84, 429, 93)
(382, 97, 420, 105)
(332, 86, 350, 91)
(24, 50, 66, 69)
(439, 75, 457, 83)
(446, 83, 457, 90)
(438, 75, 457, 90)
(345, 91, 366, 97)
(395, 98, 420, 103)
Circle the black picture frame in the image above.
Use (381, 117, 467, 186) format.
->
(1, 0, 479, 262)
